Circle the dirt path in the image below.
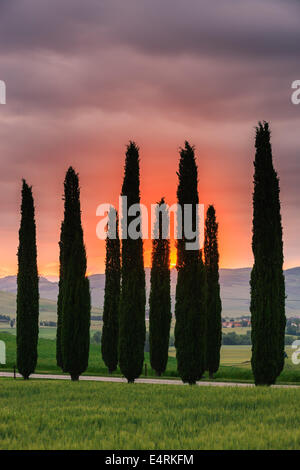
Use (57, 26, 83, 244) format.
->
(0, 371, 299, 388)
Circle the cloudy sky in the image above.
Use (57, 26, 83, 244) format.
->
(0, 0, 299, 277)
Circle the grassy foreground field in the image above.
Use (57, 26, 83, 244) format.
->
(1, 379, 300, 450)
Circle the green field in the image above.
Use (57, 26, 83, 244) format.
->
(0, 325, 252, 341)
(0, 326, 61, 340)
(169, 345, 253, 365)
(2, 330, 300, 450)
(222, 327, 251, 335)
(168, 319, 250, 337)
(1, 331, 300, 384)
(0, 325, 101, 339)
(1, 379, 300, 449)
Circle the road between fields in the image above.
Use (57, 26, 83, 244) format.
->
(0, 371, 299, 388)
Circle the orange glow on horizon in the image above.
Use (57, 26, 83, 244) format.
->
(0, 144, 291, 278)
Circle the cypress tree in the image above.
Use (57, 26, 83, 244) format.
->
(119, 141, 146, 383)
(16, 180, 39, 379)
(58, 167, 91, 380)
(204, 205, 222, 379)
(61, 233, 91, 381)
(57, 168, 79, 369)
(149, 198, 171, 376)
(174, 141, 207, 385)
(101, 208, 121, 373)
(250, 122, 286, 386)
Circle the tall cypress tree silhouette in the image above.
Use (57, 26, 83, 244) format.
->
(149, 198, 171, 376)
(119, 142, 146, 383)
(16, 180, 39, 379)
(174, 142, 207, 385)
(57, 168, 78, 369)
(251, 122, 286, 386)
(102, 208, 121, 373)
(57, 167, 91, 380)
(204, 205, 222, 379)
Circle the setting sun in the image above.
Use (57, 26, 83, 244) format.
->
(170, 248, 177, 268)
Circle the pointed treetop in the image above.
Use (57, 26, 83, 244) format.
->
(64, 166, 78, 181)
(20, 180, 34, 213)
(21, 179, 32, 193)
(66, 166, 77, 175)
(183, 141, 195, 152)
(178, 141, 197, 166)
(63, 166, 80, 205)
(127, 141, 139, 153)
(178, 141, 196, 164)
(124, 141, 140, 170)
(207, 205, 216, 218)
(177, 141, 198, 205)
(255, 121, 271, 148)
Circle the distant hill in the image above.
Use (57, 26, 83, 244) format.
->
(0, 285, 101, 322)
(0, 290, 59, 321)
(219, 267, 300, 317)
(109, 266, 300, 317)
(220, 267, 300, 317)
(0, 267, 299, 318)
(0, 276, 59, 301)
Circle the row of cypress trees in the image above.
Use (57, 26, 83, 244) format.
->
(16, 122, 285, 386)
(100, 124, 286, 386)
(101, 141, 222, 384)
(15, 143, 223, 382)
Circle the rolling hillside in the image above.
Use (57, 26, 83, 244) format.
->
(0, 267, 300, 319)
(0, 290, 58, 321)
(0, 290, 101, 321)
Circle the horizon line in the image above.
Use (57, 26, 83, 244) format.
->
(1, 265, 300, 283)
